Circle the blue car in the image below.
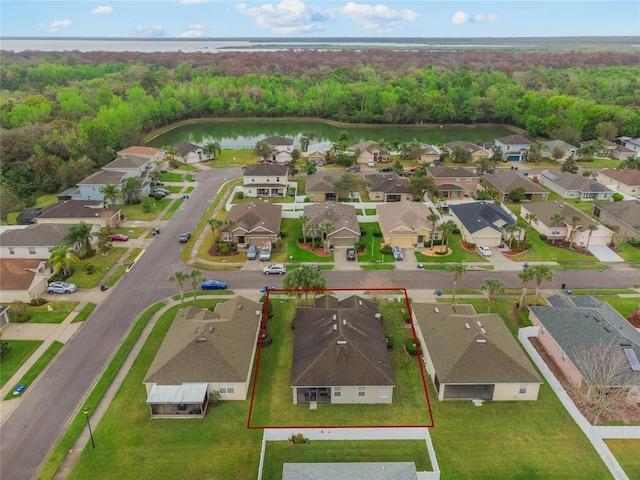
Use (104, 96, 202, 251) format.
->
(201, 280, 228, 290)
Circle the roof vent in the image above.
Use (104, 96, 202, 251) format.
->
(603, 326, 612, 333)
(476, 338, 487, 344)
(208, 326, 214, 333)
(196, 337, 207, 342)
(337, 340, 347, 345)
(359, 300, 363, 306)
(434, 307, 440, 313)
(333, 324, 337, 331)
(481, 328, 487, 334)
(464, 323, 470, 329)
(238, 304, 242, 311)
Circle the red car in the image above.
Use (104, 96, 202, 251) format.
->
(107, 233, 129, 242)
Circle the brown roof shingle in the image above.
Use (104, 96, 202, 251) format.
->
(227, 202, 282, 235)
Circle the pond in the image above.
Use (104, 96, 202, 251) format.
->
(147, 119, 515, 150)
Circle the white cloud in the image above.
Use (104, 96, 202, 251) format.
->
(134, 25, 166, 37)
(451, 11, 470, 25)
(188, 24, 208, 30)
(179, 29, 205, 37)
(339, 2, 419, 30)
(180, 0, 209, 4)
(474, 14, 498, 23)
(91, 6, 113, 14)
(50, 20, 72, 28)
(236, 0, 332, 34)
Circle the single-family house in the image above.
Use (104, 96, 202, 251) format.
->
(0, 258, 50, 303)
(118, 146, 167, 164)
(101, 153, 155, 186)
(242, 163, 288, 198)
(365, 174, 411, 202)
(610, 145, 637, 160)
(416, 143, 442, 163)
(593, 201, 640, 242)
(0, 224, 75, 259)
(481, 171, 549, 202)
(303, 141, 334, 165)
(596, 169, 640, 197)
(528, 295, 640, 406)
(413, 303, 542, 401)
(352, 141, 390, 165)
(495, 134, 533, 161)
(520, 202, 612, 247)
(224, 202, 282, 247)
(35, 200, 120, 227)
(291, 295, 394, 405)
(304, 203, 360, 248)
(426, 166, 479, 198)
(305, 171, 344, 202)
(616, 136, 640, 157)
(143, 296, 263, 417)
(76, 170, 127, 202)
(173, 141, 204, 164)
(444, 141, 491, 162)
(538, 170, 613, 201)
(376, 202, 438, 247)
(542, 140, 577, 162)
(579, 140, 617, 158)
(449, 202, 515, 247)
(264, 135, 294, 164)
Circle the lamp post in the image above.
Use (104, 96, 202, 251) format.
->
(84, 408, 95, 448)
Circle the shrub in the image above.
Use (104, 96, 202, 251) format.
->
(290, 317, 296, 330)
(627, 311, 640, 328)
(628, 237, 640, 247)
(385, 336, 394, 349)
(220, 243, 230, 254)
(539, 233, 548, 241)
(237, 192, 244, 200)
(0, 338, 11, 359)
(405, 338, 418, 356)
(29, 298, 47, 306)
(355, 240, 366, 252)
(434, 250, 448, 255)
(612, 193, 624, 201)
(290, 433, 309, 444)
(372, 231, 382, 238)
(380, 245, 392, 255)
(85, 263, 95, 274)
(208, 390, 222, 407)
(304, 197, 310, 202)
(402, 309, 411, 323)
(153, 193, 164, 200)
(280, 228, 288, 238)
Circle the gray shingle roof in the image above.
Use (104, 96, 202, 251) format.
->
(541, 171, 611, 193)
(243, 163, 288, 177)
(427, 166, 477, 178)
(0, 223, 76, 246)
(306, 171, 344, 193)
(444, 141, 488, 154)
(227, 202, 282, 235)
(264, 135, 293, 146)
(173, 141, 201, 156)
(291, 295, 394, 387)
(38, 200, 116, 220)
(482, 171, 548, 194)
(495, 134, 533, 145)
(594, 201, 640, 232)
(102, 154, 150, 170)
(450, 202, 515, 234)
(304, 203, 360, 236)
(414, 304, 541, 385)
(365, 174, 409, 194)
(77, 170, 126, 185)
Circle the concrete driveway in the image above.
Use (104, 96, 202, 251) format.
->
(587, 245, 625, 262)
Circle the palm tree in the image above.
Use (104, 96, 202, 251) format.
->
(122, 175, 141, 204)
(427, 212, 440, 249)
(480, 278, 504, 313)
(307, 223, 320, 251)
(299, 214, 310, 245)
(149, 169, 161, 184)
(203, 141, 221, 160)
(207, 218, 223, 251)
(518, 267, 535, 309)
(525, 212, 538, 227)
(163, 145, 181, 167)
(445, 263, 467, 304)
(568, 215, 582, 248)
(319, 219, 335, 253)
(439, 220, 457, 253)
(283, 265, 326, 304)
(529, 265, 553, 306)
(549, 213, 564, 245)
(189, 269, 204, 304)
(619, 155, 640, 170)
(515, 218, 528, 250)
(223, 219, 237, 250)
(300, 131, 316, 152)
(64, 221, 94, 257)
(503, 223, 518, 248)
(584, 224, 599, 253)
(99, 183, 120, 208)
(48, 245, 80, 277)
(169, 271, 190, 308)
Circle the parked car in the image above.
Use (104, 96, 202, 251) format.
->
(346, 165, 361, 172)
(107, 233, 128, 242)
(201, 279, 228, 290)
(263, 264, 286, 275)
(367, 160, 375, 168)
(476, 245, 492, 257)
(392, 246, 404, 261)
(317, 160, 325, 167)
(379, 166, 394, 173)
(153, 188, 170, 195)
(47, 281, 77, 294)
(179, 232, 191, 243)
(346, 248, 356, 261)
(149, 190, 167, 198)
(150, 181, 165, 186)
(259, 241, 272, 261)
(246, 244, 258, 260)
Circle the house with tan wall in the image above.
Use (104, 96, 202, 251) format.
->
(444, 141, 491, 162)
(242, 163, 288, 198)
(376, 202, 438, 247)
(592, 201, 640, 242)
(596, 169, 640, 197)
(427, 166, 479, 198)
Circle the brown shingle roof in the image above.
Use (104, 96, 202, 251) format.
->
(495, 134, 533, 145)
(118, 146, 166, 157)
(594, 201, 640, 232)
(305, 171, 344, 193)
(444, 141, 488, 153)
(427, 166, 477, 178)
(376, 202, 432, 235)
(304, 203, 360, 236)
(365, 174, 409, 194)
(38, 200, 117, 220)
(243, 163, 288, 177)
(0, 259, 44, 291)
(291, 295, 394, 387)
(598, 169, 640, 187)
(227, 202, 282, 235)
(523, 201, 600, 232)
(482, 171, 548, 194)
(173, 141, 202, 156)
(264, 135, 293, 146)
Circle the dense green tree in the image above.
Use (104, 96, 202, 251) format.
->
(64, 221, 94, 257)
(507, 187, 526, 203)
(407, 175, 437, 201)
(561, 158, 579, 173)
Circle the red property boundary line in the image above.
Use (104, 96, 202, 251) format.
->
(247, 287, 435, 430)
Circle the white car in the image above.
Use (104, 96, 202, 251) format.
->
(263, 264, 286, 275)
(476, 245, 492, 257)
(47, 281, 77, 294)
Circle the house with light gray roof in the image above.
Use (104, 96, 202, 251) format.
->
(304, 202, 360, 248)
(482, 170, 549, 202)
(528, 295, 640, 406)
(538, 170, 613, 201)
(0, 223, 76, 259)
(592, 201, 640, 242)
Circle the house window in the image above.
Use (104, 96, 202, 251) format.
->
(358, 387, 366, 397)
(219, 384, 234, 394)
(505, 145, 511, 151)
(466, 178, 472, 184)
(569, 192, 575, 197)
(375, 193, 380, 199)
(541, 327, 545, 335)
(455, 177, 460, 184)
(8, 247, 15, 255)
(267, 178, 270, 182)
(380, 387, 389, 398)
(28, 247, 36, 255)
(334, 387, 341, 398)
(276, 177, 280, 182)
(519, 384, 527, 394)
(251, 178, 255, 182)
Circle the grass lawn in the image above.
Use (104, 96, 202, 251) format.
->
(6, 301, 77, 324)
(361, 264, 395, 270)
(594, 296, 640, 318)
(358, 223, 393, 263)
(66, 247, 127, 288)
(66, 303, 262, 480)
(249, 298, 432, 427)
(615, 242, 640, 262)
(161, 198, 184, 220)
(605, 440, 640, 479)
(4, 341, 63, 400)
(281, 218, 334, 263)
(0, 340, 43, 387)
(233, 192, 294, 204)
(576, 158, 620, 169)
(415, 235, 485, 263)
(159, 172, 184, 182)
(72, 303, 97, 323)
(119, 198, 171, 221)
(206, 149, 257, 167)
(175, 163, 200, 172)
(167, 186, 183, 194)
(262, 440, 432, 480)
(511, 228, 597, 263)
(185, 186, 195, 194)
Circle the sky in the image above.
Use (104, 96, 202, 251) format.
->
(0, 0, 639, 38)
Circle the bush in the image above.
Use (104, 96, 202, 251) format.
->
(434, 250, 448, 255)
(304, 197, 310, 202)
(628, 237, 640, 247)
(380, 245, 392, 255)
(405, 338, 418, 356)
(153, 193, 164, 200)
(402, 309, 411, 323)
(29, 298, 47, 306)
(208, 390, 222, 407)
(612, 193, 624, 201)
(372, 231, 382, 238)
(290, 317, 296, 330)
(237, 192, 244, 200)
(220, 243, 230, 254)
(539, 233, 547, 241)
(385, 336, 394, 349)
(290, 433, 309, 444)
(85, 263, 95, 274)
(280, 228, 288, 238)
(355, 240, 366, 252)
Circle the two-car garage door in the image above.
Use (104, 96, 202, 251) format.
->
(332, 236, 355, 247)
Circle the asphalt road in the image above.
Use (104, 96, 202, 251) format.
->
(1, 167, 639, 479)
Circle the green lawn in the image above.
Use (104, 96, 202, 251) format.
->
(576, 158, 620, 169)
(358, 223, 393, 263)
(233, 192, 294, 204)
(161, 198, 184, 220)
(205, 149, 257, 167)
(72, 303, 97, 323)
(104, 226, 145, 239)
(4, 341, 63, 400)
(185, 186, 195, 194)
(159, 172, 184, 182)
(616, 242, 640, 262)
(281, 218, 334, 263)
(175, 163, 200, 172)
(119, 198, 171, 221)
(415, 235, 486, 263)
(0, 340, 43, 387)
(250, 299, 432, 427)
(594, 296, 640, 319)
(66, 247, 127, 288)
(511, 228, 597, 263)
(6, 301, 77, 324)
(605, 440, 640, 479)
(262, 440, 432, 480)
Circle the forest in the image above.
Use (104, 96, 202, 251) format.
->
(1, 49, 640, 213)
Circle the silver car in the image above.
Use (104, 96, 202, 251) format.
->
(263, 264, 286, 275)
(47, 281, 77, 294)
(392, 246, 404, 261)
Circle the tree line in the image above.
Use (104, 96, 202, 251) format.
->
(1, 49, 640, 215)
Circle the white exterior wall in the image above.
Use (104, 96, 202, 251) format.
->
(332, 385, 393, 404)
(492, 382, 540, 401)
(0, 275, 48, 304)
(0, 245, 52, 259)
(77, 184, 112, 201)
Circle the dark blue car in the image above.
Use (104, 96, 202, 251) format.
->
(201, 280, 228, 290)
